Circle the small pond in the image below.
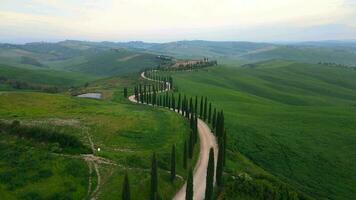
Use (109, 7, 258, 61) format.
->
(76, 93, 102, 99)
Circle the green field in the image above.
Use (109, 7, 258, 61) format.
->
(162, 60, 356, 200)
(0, 74, 196, 199)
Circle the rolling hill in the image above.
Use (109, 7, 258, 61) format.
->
(162, 60, 356, 200)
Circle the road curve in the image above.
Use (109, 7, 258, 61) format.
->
(128, 72, 218, 200)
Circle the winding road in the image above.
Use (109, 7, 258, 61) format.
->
(128, 72, 218, 200)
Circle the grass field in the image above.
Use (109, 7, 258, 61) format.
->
(0, 72, 196, 199)
(162, 60, 356, 200)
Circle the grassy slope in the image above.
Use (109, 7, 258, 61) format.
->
(165, 61, 356, 200)
(240, 46, 356, 66)
(64, 50, 161, 76)
(0, 64, 96, 87)
(0, 73, 193, 199)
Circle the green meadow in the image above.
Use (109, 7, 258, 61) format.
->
(162, 60, 356, 200)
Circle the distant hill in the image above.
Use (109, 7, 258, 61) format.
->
(1, 40, 356, 76)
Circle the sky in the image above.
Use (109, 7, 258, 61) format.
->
(0, 0, 355, 43)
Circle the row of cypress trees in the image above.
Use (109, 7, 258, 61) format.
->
(124, 69, 227, 199)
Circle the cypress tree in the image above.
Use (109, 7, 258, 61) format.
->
(124, 87, 128, 98)
(212, 108, 216, 129)
(183, 140, 188, 169)
(150, 153, 158, 200)
(194, 96, 198, 115)
(194, 115, 198, 144)
(203, 97, 207, 121)
(200, 96, 203, 117)
(216, 140, 224, 187)
(223, 130, 227, 166)
(205, 148, 214, 200)
(172, 94, 176, 111)
(208, 103, 212, 123)
(178, 93, 181, 113)
(171, 144, 176, 182)
(122, 172, 130, 200)
(186, 168, 193, 200)
(189, 97, 193, 116)
(188, 131, 194, 159)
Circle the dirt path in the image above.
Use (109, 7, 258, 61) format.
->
(128, 71, 218, 200)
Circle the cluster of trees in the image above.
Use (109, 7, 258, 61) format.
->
(0, 76, 60, 93)
(0, 120, 90, 154)
(176, 60, 218, 71)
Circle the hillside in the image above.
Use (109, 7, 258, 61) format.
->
(63, 50, 162, 76)
(0, 64, 96, 88)
(0, 71, 195, 199)
(163, 60, 356, 200)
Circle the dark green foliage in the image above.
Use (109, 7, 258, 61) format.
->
(171, 145, 176, 182)
(205, 148, 215, 200)
(150, 153, 158, 200)
(186, 169, 194, 200)
(122, 172, 130, 200)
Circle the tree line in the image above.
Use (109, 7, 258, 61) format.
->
(0, 120, 91, 154)
(0, 76, 60, 93)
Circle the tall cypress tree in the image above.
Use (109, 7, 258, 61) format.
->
(183, 140, 188, 169)
(189, 97, 193, 116)
(203, 97, 208, 121)
(171, 144, 176, 182)
(200, 96, 203, 117)
(194, 96, 198, 114)
(188, 131, 194, 159)
(150, 153, 158, 200)
(216, 140, 224, 187)
(205, 148, 215, 200)
(223, 130, 227, 166)
(172, 94, 176, 111)
(178, 93, 181, 113)
(208, 103, 212, 123)
(186, 169, 193, 200)
(122, 172, 130, 200)
(212, 108, 216, 129)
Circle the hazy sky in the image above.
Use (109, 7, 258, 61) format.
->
(0, 0, 355, 43)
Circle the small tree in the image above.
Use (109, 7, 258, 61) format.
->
(186, 168, 194, 200)
(122, 172, 130, 200)
(171, 144, 176, 182)
(205, 148, 214, 200)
